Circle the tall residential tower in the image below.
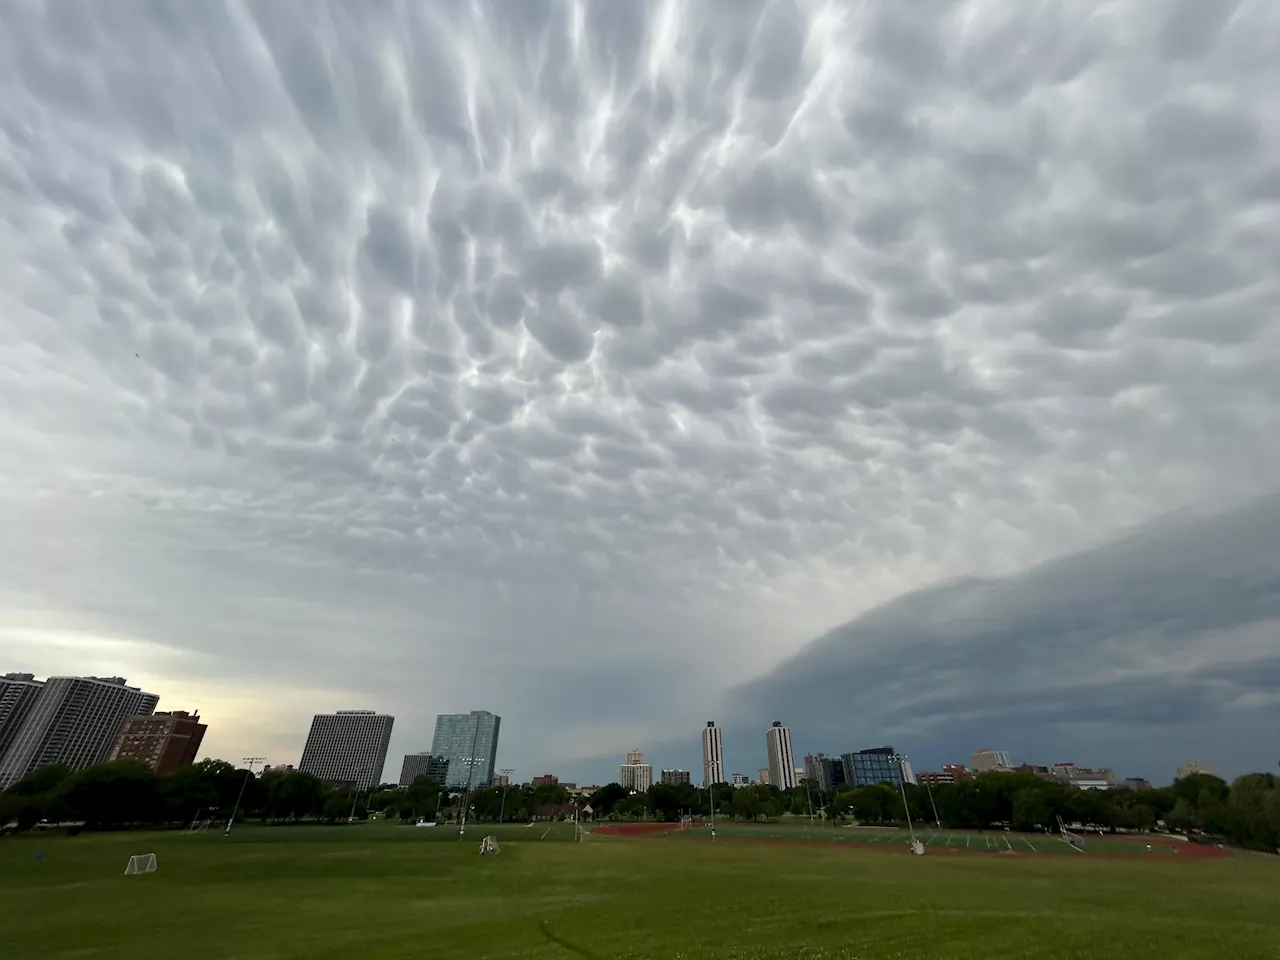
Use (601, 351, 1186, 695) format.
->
(0, 676, 159, 789)
(298, 710, 394, 791)
(431, 711, 501, 790)
(765, 721, 797, 790)
(701, 721, 724, 786)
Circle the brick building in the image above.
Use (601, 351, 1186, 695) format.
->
(109, 710, 206, 775)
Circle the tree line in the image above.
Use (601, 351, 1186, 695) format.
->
(3, 759, 1277, 854)
(580, 770, 1280, 854)
(0, 759, 577, 833)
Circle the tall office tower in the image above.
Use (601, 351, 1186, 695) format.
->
(757, 767, 771, 785)
(431, 711, 501, 790)
(842, 746, 903, 788)
(298, 710, 394, 792)
(661, 769, 691, 786)
(0, 676, 159, 789)
(0, 673, 45, 765)
(399, 752, 450, 787)
(108, 710, 206, 775)
(765, 721, 797, 790)
(619, 750, 653, 792)
(701, 721, 724, 786)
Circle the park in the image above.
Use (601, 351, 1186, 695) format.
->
(2, 818, 1276, 960)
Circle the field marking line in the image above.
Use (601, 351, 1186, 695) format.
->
(1022, 837, 1037, 852)
(966, 834, 971, 848)
(540, 825, 554, 840)
(945, 835, 953, 847)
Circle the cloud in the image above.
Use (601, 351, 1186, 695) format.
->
(0, 0, 1278, 781)
(728, 494, 1280, 780)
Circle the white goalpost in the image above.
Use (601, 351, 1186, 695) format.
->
(1057, 815, 1086, 853)
(124, 854, 158, 875)
(478, 836, 499, 855)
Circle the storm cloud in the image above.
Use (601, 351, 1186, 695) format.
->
(1, 0, 1278, 780)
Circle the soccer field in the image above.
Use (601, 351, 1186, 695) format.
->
(1, 822, 1275, 959)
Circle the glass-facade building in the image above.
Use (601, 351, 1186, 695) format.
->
(842, 746, 902, 788)
(430, 711, 501, 790)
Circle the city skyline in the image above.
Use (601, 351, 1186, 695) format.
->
(0, 669, 1254, 790)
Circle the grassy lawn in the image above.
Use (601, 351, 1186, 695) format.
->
(1, 820, 1276, 959)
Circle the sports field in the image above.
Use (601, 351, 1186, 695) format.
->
(1, 821, 1275, 959)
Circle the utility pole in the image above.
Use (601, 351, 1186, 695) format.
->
(224, 757, 265, 837)
(458, 718, 483, 839)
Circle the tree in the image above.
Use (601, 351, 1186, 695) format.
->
(588, 783, 628, 818)
(55, 761, 160, 829)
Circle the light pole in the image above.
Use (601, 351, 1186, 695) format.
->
(348, 769, 370, 823)
(496, 768, 515, 823)
(708, 780, 716, 843)
(458, 719, 483, 839)
(891, 754, 917, 848)
(224, 757, 265, 837)
(923, 778, 941, 827)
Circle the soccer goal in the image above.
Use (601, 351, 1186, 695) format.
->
(124, 854, 157, 875)
(1057, 815, 1086, 853)
(187, 819, 211, 834)
(478, 836, 499, 855)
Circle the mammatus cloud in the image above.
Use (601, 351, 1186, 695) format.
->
(1, 0, 1278, 779)
(729, 493, 1280, 781)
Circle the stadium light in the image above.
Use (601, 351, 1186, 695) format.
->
(890, 754, 917, 848)
(496, 768, 515, 823)
(224, 757, 265, 837)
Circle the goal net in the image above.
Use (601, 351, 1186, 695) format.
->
(187, 819, 211, 834)
(479, 836, 499, 855)
(124, 854, 157, 875)
(1057, 815, 1085, 853)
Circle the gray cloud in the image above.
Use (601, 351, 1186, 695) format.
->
(728, 494, 1280, 780)
(1, 0, 1278, 780)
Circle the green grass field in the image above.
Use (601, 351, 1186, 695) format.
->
(1, 821, 1276, 959)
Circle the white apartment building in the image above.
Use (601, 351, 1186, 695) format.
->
(0, 673, 45, 765)
(701, 721, 724, 786)
(0, 676, 159, 789)
(619, 750, 653, 792)
(298, 710, 394, 792)
(765, 721, 797, 790)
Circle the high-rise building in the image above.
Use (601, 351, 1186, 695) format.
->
(765, 721, 797, 790)
(842, 747, 904, 788)
(0, 673, 45, 764)
(730, 773, 749, 787)
(491, 772, 511, 788)
(701, 721, 724, 786)
(661, 769, 691, 786)
(0, 676, 159, 789)
(298, 710, 394, 792)
(431, 711, 501, 790)
(970, 748, 1012, 772)
(530, 774, 559, 788)
(108, 710, 206, 775)
(619, 750, 653, 792)
(757, 767, 771, 785)
(399, 752, 449, 787)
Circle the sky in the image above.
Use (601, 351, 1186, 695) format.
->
(1, 0, 1278, 787)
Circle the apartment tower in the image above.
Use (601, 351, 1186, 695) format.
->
(108, 710, 207, 775)
(765, 721, 797, 790)
(701, 721, 724, 786)
(0, 673, 45, 766)
(298, 710, 394, 791)
(431, 711, 501, 790)
(0, 676, 159, 789)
